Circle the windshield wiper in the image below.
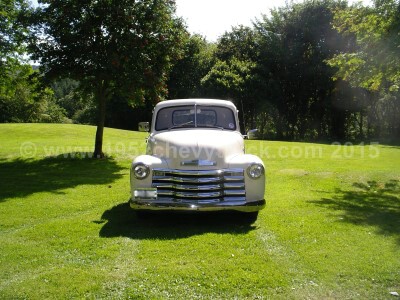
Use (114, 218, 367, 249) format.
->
(168, 121, 194, 130)
(199, 124, 225, 130)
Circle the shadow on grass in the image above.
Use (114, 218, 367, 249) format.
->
(310, 179, 400, 243)
(98, 202, 257, 240)
(381, 145, 400, 149)
(0, 154, 124, 202)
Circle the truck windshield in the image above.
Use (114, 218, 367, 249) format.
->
(155, 105, 237, 131)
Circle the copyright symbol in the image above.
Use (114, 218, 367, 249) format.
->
(20, 142, 37, 158)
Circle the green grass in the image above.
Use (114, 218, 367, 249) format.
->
(0, 123, 399, 299)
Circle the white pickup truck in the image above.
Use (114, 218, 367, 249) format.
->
(130, 99, 266, 220)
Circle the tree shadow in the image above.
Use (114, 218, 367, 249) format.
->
(310, 179, 400, 243)
(381, 145, 400, 149)
(98, 202, 257, 240)
(0, 155, 125, 202)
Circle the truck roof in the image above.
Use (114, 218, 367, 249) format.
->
(155, 99, 237, 110)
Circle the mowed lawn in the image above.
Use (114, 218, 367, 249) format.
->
(0, 123, 399, 299)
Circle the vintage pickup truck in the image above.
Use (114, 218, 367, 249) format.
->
(130, 99, 266, 220)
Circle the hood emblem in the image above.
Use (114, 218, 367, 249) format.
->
(181, 160, 217, 167)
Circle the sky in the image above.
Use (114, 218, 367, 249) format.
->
(31, 0, 372, 42)
(175, 0, 372, 41)
(175, 0, 288, 41)
(176, 0, 285, 42)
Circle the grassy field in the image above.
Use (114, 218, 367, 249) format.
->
(0, 123, 399, 299)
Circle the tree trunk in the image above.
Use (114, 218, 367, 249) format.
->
(358, 113, 364, 139)
(93, 81, 108, 158)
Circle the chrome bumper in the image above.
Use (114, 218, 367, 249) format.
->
(130, 199, 266, 212)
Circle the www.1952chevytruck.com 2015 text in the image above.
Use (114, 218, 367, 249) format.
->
(130, 99, 266, 221)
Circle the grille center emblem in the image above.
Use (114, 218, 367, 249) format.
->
(181, 160, 217, 167)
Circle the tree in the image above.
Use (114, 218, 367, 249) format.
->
(327, 0, 400, 138)
(30, 0, 185, 157)
(0, 0, 30, 61)
(215, 25, 258, 62)
(167, 34, 215, 99)
(1, 0, 31, 95)
(201, 57, 257, 132)
(50, 78, 100, 125)
(254, 0, 350, 139)
(1, 0, 30, 96)
(201, 26, 260, 132)
(329, 0, 399, 92)
(0, 61, 67, 123)
(1, 0, 65, 124)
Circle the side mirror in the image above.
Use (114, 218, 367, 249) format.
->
(247, 129, 259, 140)
(138, 122, 149, 132)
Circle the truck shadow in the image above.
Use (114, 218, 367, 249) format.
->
(0, 155, 124, 202)
(98, 202, 257, 240)
(310, 179, 400, 244)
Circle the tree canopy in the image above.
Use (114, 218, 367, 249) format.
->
(29, 0, 186, 157)
(0, 0, 30, 60)
(327, 0, 400, 138)
(1, 0, 65, 124)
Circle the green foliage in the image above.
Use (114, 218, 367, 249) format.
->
(0, 60, 67, 123)
(202, 58, 256, 98)
(29, 0, 186, 156)
(167, 34, 215, 99)
(329, 0, 400, 92)
(251, 0, 350, 139)
(50, 78, 97, 124)
(30, 0, 185, 103)
(202, 57, 258, 131)
(215, 25, 258, 62)
(1, 0, 32, 98)
(51, 79, 81, 118)
(327, 0, 400, 138)
(201, 26, 260, 130)
(37, 93, 69, 123)
(0, 0, 31, 60)
(194, 0, 399, 140)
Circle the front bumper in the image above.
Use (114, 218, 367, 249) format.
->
(129, 199, 266, 212)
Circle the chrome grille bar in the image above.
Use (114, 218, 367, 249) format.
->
(152, 176, 223, 184)
(152, 169, 245, 202)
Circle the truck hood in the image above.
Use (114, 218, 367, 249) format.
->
(147, 129, 244, 169)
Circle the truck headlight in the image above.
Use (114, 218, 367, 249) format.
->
(133, 163, 150, 180)
(247, 163, 264, 179)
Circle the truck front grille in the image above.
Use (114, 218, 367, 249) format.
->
(152, 169, 246, 204)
